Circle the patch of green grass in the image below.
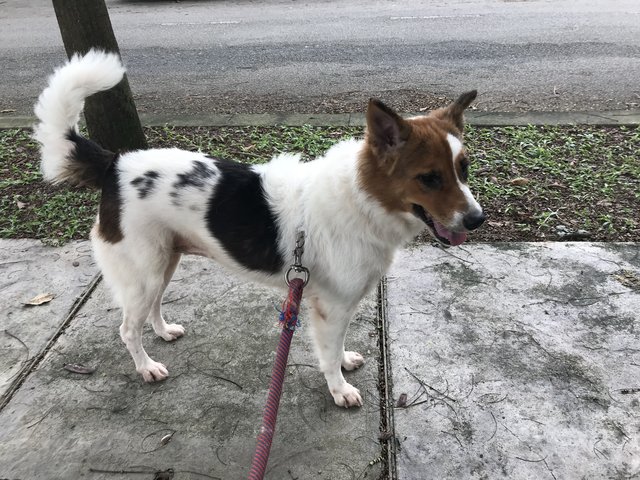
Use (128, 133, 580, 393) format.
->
(145, 125, 361, 163)
(466, 124, 639, 240)
(0, 129, 41, 188)
(0, 190, 99, 244)
(0, 127, 99, 245)
(1, 124, 638, 244)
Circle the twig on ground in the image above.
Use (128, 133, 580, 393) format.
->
(139, 428, 177, 454)
(25, 407, 53, 429)
(404, 367, 457, 402)
(161, 295, 188, 305)
(486, 411, 498, 443)
(4, 329, 30, 357)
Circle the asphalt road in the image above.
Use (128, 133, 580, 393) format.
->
(1, 0, 639, 115)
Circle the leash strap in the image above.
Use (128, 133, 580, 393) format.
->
(248, 230, 308, 479)
(248, 278, 304, 480)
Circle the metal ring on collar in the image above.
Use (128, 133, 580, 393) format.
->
(285, 265, 310, 287)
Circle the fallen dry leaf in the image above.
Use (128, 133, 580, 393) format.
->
(24, 293, 54, 306)
(509, 177, 531, 186)
(160, 432, 174, 446)
(63, 363, 96, 374)
(613, 270, 640, 291)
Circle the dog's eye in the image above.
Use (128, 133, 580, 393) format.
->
(417, 172, 442, 190)
(460, 158, 469, 182)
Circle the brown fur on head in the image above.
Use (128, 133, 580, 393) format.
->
(358, 91, 483, 238)
(431, 90, 477, 132)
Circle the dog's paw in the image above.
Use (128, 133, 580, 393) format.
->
(138, 360, 169, 382)
(342, 351, 365, 371)
(157, 323, 185, 342)
(330, 383, 363, 408)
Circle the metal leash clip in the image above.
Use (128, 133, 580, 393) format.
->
(285, 230, 310, 287)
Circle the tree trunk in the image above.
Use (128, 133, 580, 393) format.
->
(52, 0, 147, 151)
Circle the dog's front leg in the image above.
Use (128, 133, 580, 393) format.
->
(309, 298, 364, 408)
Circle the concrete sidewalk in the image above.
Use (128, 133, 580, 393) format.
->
(0, 241, 639, 479)
(0, 241, 382, 479)
(385, 243, 640, 480)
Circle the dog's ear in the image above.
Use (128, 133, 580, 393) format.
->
(433, 90, 477, 132)
(366, 99, 411, 157)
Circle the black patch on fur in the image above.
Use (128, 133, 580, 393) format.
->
(171, 160, 218, 206)
(174, 160, 217, 189)
(98, 157, 124, 243)
(131, 170, 160, 199)
(206, 159, 283, 273)
(66, 130, 117, 188)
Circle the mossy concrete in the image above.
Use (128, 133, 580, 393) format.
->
(386, 242, 640, 480)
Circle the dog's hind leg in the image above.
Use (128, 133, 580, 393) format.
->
(309, 298, 364, 408)
(119, 283, 170, 382)
(93, 234, 174, 382)
(148, 252, 185, 341)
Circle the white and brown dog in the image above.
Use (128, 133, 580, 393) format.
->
(34, 50, 484, 408)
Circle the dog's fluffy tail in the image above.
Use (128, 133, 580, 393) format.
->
(34, 49, 125, 188)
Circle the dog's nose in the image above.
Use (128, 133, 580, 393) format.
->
(463, 211, 486, 231)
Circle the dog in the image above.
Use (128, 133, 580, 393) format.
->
(34, 50, 484, 408)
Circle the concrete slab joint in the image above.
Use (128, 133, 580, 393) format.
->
(0, 240, 100, 405)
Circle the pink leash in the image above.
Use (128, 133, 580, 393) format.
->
(248, 232, 308, 480)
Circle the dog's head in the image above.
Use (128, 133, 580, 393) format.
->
(359, 91, 485, 246)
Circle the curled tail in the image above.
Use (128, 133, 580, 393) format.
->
(33, 49, 126, 188)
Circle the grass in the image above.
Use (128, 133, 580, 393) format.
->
(463, 124, 640, 242)
(0, 124, 638, 245)
(147, 124, 359, 163)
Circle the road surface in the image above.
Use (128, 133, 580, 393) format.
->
(1, 0, 639, 115)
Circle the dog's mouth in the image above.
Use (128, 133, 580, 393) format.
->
(412, 204, 467, 247)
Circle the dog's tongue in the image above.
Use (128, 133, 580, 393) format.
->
(434, 220, 467, 246)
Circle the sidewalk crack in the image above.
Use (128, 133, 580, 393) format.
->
(0, 273, 102, 412)
(377, 276, 398, 479)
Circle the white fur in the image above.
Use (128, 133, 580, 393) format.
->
(33, 50, 125, 183)
(447, 133, 483, 230)
(447, 132, 463, 160)
(88, 138, 421, 405)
